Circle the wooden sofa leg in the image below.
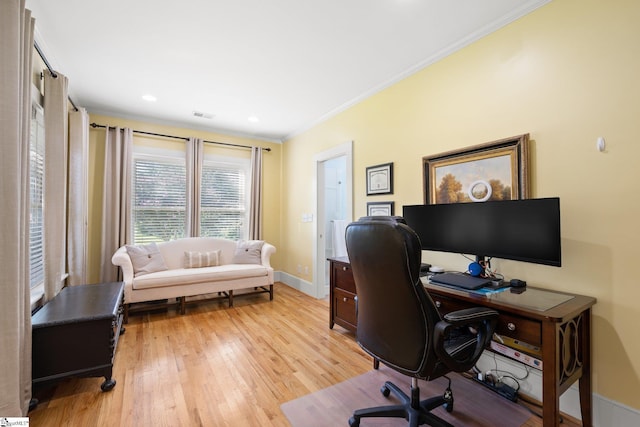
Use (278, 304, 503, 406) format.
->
(269, 284, 274, 301)
(228, 290, 234, 307)
(179, 297, 186, 315)
(124, 304, 130, 324)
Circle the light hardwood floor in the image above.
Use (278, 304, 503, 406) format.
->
(29, 283, 372, 426)
(28, 283, 566, 427)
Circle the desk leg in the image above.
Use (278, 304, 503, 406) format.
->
(579, 308, 593, 427)
(542, 321, 561, 427)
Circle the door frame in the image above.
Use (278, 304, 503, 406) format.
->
(313, 141, 353, 299)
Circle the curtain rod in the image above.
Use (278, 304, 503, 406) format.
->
(34, 41, 79, 112)
(89, 123, 271, 152)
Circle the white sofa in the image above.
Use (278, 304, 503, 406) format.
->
(112, 237, 276, 320)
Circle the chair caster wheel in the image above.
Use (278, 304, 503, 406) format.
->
(444, 387, 454, 412)
(348, 416, 360, 426)
(444, 400, 454, 413)
(380, 385, 390, 397)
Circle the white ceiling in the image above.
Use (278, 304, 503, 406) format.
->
(26, 0, 549, 142)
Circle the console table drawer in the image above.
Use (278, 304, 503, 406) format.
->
(332, 261, 356, 293)
(429, 293, 469, 314)
(429, 292, 541, 346)
(333, 288, 357, 329)
(495, 312, 541, 347)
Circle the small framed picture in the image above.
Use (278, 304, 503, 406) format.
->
(366, 162, 393, 195)
(367, 201, 395, 216)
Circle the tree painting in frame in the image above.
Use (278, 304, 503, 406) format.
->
(366, 162, 393, 195)
(422, 134, 529, 204)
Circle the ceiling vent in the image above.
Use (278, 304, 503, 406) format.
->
(192, 111, 214, 119)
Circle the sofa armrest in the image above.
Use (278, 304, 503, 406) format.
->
(261, 242, 276, 268)
(111, 246, 134, 286)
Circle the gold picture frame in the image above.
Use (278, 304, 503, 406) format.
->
(423, 134, 529, 204)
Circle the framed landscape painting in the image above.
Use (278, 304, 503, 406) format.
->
(422, 134, 529, 204)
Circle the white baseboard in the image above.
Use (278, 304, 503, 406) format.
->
(275, 271, 316, 298)
(476, 352, 640, 427)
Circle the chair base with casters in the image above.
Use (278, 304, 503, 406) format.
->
(348, 377, 454, 427)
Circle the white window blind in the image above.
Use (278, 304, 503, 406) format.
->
(200, 158, 250, 240)
(132, 153, 187, 244)
(29, 102, 45, 289)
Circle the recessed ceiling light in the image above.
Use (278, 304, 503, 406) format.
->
(142, 94, 157, 102)
(248, 116, 259, 123)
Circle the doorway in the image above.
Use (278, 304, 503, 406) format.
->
(313, 141, 353, 299)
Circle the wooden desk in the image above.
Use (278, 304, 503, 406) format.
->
(425, 282, 595, 427)
(328, 257, 596, 427)
(32, 282, 125, 392)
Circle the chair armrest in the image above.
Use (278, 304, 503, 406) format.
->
(111, 246, 134, 285)
(261, 242, 276, 268)
(433, 307, 499, 372)
(442, 307, 499, 325)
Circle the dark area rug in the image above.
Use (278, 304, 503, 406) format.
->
(281, 365, 532, 426)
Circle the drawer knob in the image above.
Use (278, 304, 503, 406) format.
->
(507, 322, 516, 331)
(343, 297, 348, 302)
(435, 301, 442, 308)
(342, 266, 347, 271)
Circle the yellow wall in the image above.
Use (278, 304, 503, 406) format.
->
(281, 0, 640, 409)
(86, 114, 282, 284)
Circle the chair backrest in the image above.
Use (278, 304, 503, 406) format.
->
(345, 217, 442, 377)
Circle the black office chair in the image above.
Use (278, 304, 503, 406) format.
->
(345, 216, 499, 427)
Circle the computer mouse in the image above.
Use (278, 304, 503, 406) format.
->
(510, 279, 527, 288)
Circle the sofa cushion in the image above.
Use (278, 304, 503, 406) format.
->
(126, 243, 168, 277)
(232, 240, 264, 264)
(132, 264, 269, 290)
(184, 250, 221, 268)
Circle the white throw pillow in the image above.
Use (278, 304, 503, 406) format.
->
(125, 242, 168, 277)
(232, 240, 264, 264)
(184, 250, 221, 268)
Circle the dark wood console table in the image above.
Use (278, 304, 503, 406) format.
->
(328, 257, 596, 427)
(328, 257, 357, 333)
(32, 282, 125, 392)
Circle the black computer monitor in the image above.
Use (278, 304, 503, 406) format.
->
(402, 197, 561, 267)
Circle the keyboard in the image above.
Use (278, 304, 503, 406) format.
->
(429, 272, 492, 290)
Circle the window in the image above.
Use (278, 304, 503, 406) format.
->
(200, 157, 250, 240)
(29, 101, 45, 295)
(131, 146, 251, 243)
(132, 150, 187, 244)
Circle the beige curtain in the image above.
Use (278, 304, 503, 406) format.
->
(0, 0, 34, 416)
(68, 108, 89, 285)
(186, 137, 203, 237)
(100, 127, 133, 282)
(248, 146, 263, 239)
(43, 70, 69, 301)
